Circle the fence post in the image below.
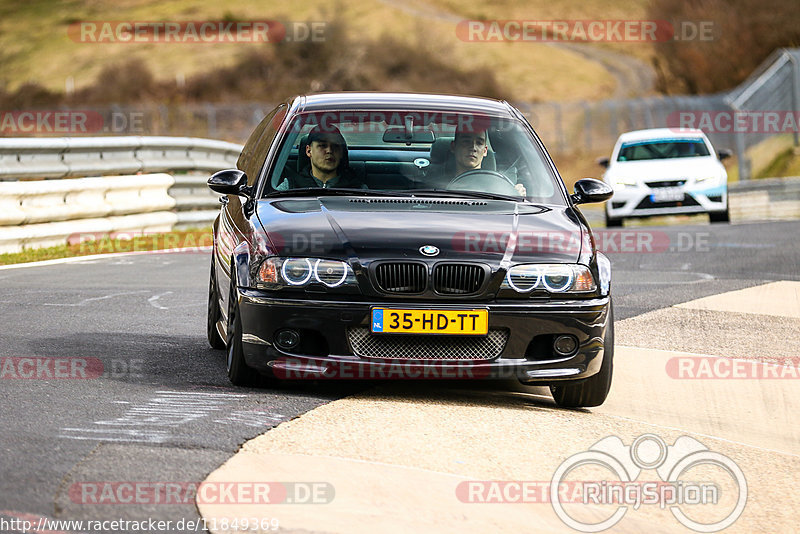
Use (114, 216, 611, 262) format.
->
(553, 102, 565, 153)
(788, 52, 800, 147)
(730, 102, 750, 181)
(206, 104, 217, 139)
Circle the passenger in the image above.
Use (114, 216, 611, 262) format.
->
(277, 125, 364, 190)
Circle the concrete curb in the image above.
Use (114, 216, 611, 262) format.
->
(196, 281, 800, 533)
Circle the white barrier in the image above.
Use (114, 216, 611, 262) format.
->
(0, 173, 177, 253)
(0, 135, 242, 252)
(0, 136, 242, 180)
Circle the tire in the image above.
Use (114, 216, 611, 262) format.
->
(550, 302, 614, 408)
(709, 207, 729, 223)
(225, 270, 257, 386)
(207, 255, 226, 349)
(604, 211, 623, 227)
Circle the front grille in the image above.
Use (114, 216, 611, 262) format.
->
(635, 194, 700, 210)
(374, 262, 427, 293)
(645, 180, 687, 188)
(433, 264, 485, 294)
(348, 327, 509, 360)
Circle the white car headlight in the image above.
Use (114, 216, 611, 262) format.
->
(282, 258, 314, 285)
(257, 257, 356, 289)
(502, 264, 596, 293)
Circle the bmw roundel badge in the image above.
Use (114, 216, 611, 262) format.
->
(420, 245, 440, 257)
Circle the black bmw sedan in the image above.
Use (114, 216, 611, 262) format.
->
(207, 92, 614, 408)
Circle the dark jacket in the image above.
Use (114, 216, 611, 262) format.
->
(279, 165, 364, 190)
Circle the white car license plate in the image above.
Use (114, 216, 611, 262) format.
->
(650, 187, 684, 202)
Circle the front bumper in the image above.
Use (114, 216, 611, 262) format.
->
(607, 184, 727, 218)
(237, 290, 611, 384)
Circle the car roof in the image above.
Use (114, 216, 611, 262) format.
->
(617, 128, 709, 144)
(291, 92, 517, 116)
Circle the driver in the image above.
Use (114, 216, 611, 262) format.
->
(432, 128, 526, 195)
(276, 125, 364, 190)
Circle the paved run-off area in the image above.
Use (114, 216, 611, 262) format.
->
(199, 281, 800, 533)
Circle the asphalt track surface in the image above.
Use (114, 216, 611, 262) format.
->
(0, 219, 798, 531)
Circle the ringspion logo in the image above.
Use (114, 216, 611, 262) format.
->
(550, 434, 747, 532)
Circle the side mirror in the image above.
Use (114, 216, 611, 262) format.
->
(571, 178, 613, 205)
(208, 169, 250, 196)
(596, 157, 610, 168)
(717, 149, 732, 161)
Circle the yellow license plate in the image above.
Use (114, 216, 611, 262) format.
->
(371, 308, 488, 335)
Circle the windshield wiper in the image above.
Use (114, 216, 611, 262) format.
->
(409, 188, 525, 202)
(265, 188, 413, 198)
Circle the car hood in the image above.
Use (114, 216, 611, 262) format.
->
(255, 196, 583, 264)
(605, 157, 724, 181)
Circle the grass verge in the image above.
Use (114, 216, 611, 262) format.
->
(0, 228, 212, 266)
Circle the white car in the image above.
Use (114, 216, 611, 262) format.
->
(599, 128, 730, 226)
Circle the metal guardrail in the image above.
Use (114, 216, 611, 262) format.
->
(0, 136, 242, 251)
(0, 136, 242, 180)
(0, 173, 178, 253)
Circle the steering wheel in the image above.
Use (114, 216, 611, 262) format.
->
(446, 169, 519, 196)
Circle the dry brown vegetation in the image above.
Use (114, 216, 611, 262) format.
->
(0, 18, 508, 108)
(649, 0, 800, 94)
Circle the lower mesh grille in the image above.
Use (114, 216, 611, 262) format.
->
(347, 327, 509, 360)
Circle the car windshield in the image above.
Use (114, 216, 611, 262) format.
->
(617, 138, 711, 161)
(264, 110, 564, 204)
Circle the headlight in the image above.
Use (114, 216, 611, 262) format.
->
(502, 264, 596, 293)
(314, 259, 349, 287)
(282, 258, 313, 285)
(257, 257, 356, 289)
(505, 264, 542, 292)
